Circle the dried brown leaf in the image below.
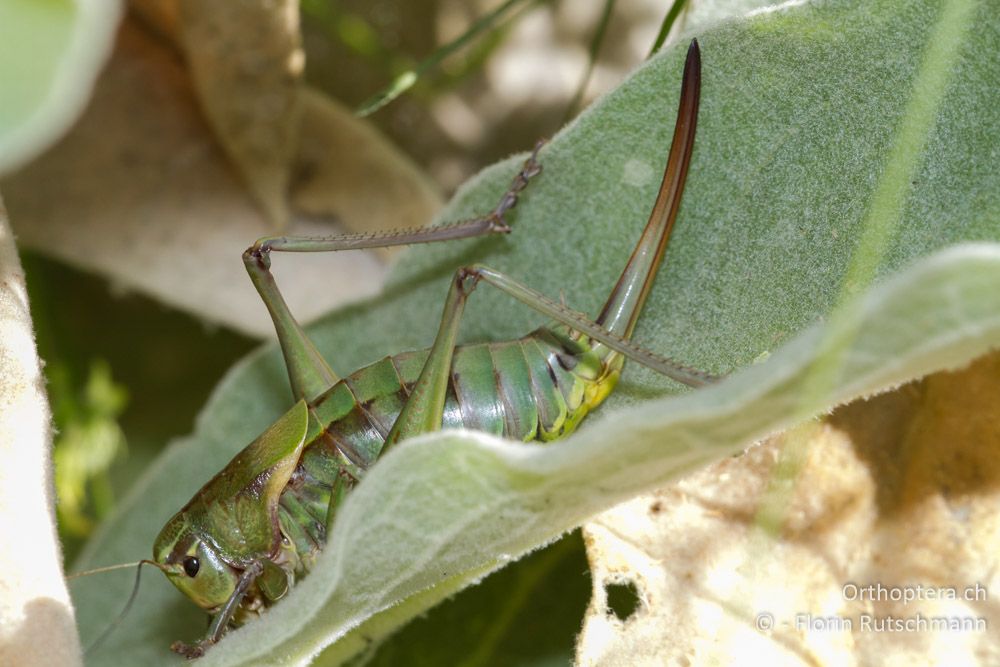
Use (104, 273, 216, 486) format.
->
(2, 17, 441, 337)
(579, 352, 1000, 666)
(128, 0, 179, 42)
(291, 88, 443, 261)
(178, 0, 303, 227)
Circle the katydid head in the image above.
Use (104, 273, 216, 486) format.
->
(153, 517, 239, 611)
(151, 400, 309, 612)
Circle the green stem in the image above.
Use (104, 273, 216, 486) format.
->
(562, 0, 617, 124)
(356, 0, 542, 117)
(647, 0, 689, 58)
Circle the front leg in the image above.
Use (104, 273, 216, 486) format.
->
(170, 561, 264, 659)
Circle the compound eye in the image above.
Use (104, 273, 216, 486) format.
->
(182, 556, 200, 577)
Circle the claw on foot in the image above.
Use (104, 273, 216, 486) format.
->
(171, 639, 211, 660)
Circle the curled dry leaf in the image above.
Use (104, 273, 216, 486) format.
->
(579, 351, 1000, 666)
(177, 0, 303, 227)
(2, 16, 441, 337)
(129, 0, 179, 42)
(0, 198, 81, 667)
(292, 87, 445, 261)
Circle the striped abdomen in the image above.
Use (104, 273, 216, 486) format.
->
(276, 325, 620, 566)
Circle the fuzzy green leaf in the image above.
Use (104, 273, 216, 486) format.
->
(71, 0, 999, 664)
(0, 0, 121, 175)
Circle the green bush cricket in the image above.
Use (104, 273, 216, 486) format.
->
(82, 39, 713, 659)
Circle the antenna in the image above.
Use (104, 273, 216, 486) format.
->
(68, 559, 167, 655)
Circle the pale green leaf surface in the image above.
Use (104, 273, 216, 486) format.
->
(71, 0, 999, 664)
(0, 200, 81, 664)
(0, 0, 122, 175)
